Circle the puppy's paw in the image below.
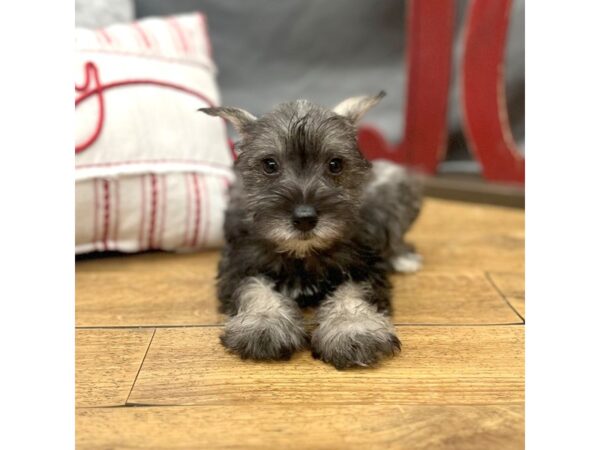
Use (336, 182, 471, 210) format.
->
(390, 252, 422, 273)
(220, 311, 307, 361)
(311, 320, 401, 369)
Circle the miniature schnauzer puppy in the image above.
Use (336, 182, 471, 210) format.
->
(199, 92, 422, 369)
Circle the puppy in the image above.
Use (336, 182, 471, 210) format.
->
(199, 92, 422, 369)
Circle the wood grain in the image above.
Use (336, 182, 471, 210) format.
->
(76, 404, 524, 450)
(75, 198, 525, 448)
(76, 252, 224, 327)
(76, 328, 154, 407)
(409, 198, 524, 239)
(76, 255, 519, 327)
(488, 272, 525, 318)
(407, 199, 524, 273)
(390, 270, 520, 324)
(412, 233, 524, 273)
(128, 326, 524, 406)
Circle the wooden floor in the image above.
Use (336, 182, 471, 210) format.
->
(76, 198, 525, 449)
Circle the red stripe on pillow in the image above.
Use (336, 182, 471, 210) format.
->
(97, 29, 112, 45)
(132, 22, 153, 49)
(102, 180, 111, 250)
(93, 179, 99, 250)
(112, 179, 120, 245)
(167, 17, 190, 54)
(158, 175, 168, 248)
(148, 174, 158, 249)
(139, 175, 147, 250)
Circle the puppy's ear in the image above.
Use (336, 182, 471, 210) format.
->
(332, 91, 386, 124)
(198, 106, 257, 134)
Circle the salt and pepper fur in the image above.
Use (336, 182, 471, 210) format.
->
(311, 281, 400, 369)
(220, 276, 307, 360)
(199, 92, 422, 369)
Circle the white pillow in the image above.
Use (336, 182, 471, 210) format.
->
(75, 13, 234, 254)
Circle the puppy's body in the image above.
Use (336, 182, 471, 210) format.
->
(200, 95, 422, 369)
(218, 160, 420, 315)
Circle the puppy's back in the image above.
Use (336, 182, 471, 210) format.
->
(359, 160, 423, 260)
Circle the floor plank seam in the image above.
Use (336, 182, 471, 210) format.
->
(76, 322, 525, 330)
(124, 328, 156, 405)
(78, 401, 526, 410)
(77, 324, 226, 330)
(484, 272, 525, 323)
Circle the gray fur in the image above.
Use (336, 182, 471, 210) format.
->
(198, 106, 257, 135)
(362, 160, 423, 264)
(200, 94, 422, 368)
(220, 276, 308, 360)
(333, 91, 386, 123)
(311, 282, 400, 369)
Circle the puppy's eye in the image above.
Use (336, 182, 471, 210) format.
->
(328, 158, 343, 174)
(262, 158, 279, 175)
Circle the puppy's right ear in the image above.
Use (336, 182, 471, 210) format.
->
(333, 91, 386, 124)
(198, 106, 257, 135)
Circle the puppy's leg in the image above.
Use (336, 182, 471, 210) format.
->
(220, 276, 307, 360)
(311, 281, 400, 369)
(362, 160, 423, 273)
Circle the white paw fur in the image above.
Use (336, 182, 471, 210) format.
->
(311, 282, 400, 369)
(390, 252, 422, 273)
(221, 276, 307, 359)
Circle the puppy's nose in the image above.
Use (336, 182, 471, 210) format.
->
(292, 205, 318, 232)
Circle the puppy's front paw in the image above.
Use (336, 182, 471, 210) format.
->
(220, 311, 307, 361)
(311, 320, 400, 369)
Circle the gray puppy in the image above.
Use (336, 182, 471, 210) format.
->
(199, 92, 422, 369)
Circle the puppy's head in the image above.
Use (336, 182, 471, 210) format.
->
(199, 92, 385, 257)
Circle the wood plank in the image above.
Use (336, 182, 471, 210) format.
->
(391, 271, 521, 324)
(76, 252, 519, 326)
(413, 234, 524, 272)
(77, 404, 524, 450)
(128, 326, 524, 406)
(407, 199, 524, 272)
(76, 328, 154, 407)
(488, 272, 525, 318)
(76, 252, 224, 327)
(409, 198, 524, 240)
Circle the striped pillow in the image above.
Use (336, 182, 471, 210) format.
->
(75, 13, 234, 254)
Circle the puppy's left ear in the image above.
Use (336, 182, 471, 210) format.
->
(332, 91, 386, 124)
(198, 106, 257, 135)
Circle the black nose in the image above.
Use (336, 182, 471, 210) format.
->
(292, 205, 318, 232)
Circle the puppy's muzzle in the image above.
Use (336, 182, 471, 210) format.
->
(292, 205, 318, 232)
